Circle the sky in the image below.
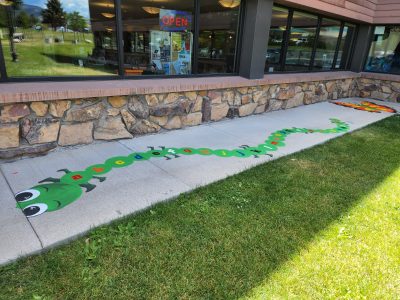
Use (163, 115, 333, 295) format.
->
(24, 0, 90, 18)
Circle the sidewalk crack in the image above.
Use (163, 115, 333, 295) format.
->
(0, 166, 44, 249)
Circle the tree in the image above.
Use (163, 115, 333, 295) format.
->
(1, 0, 23, 61)
(41, 0, 66, 30)
(16, 10, 30, 28)
(29, 14, 39, 26)
(67, 11, 85, 32)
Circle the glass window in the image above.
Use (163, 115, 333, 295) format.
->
(313, 18, 340, 70)
(198, 0, 241, 74)
(0, 0, 118, 77)
(265, 6, 288, 73)
(335, 23, 355, 69)
(285, 11, 318, 71)
(365, 25, 400, 74)
(121, 0, 194, 76)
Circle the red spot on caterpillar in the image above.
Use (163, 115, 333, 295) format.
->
(92, 167, 104, 173)
(72, 175, 83, 180)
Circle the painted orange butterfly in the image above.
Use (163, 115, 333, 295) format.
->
(332, 100, 397, 113)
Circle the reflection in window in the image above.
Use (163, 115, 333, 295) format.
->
(198, 0, 241, 74)
(335, 23, 355, 69)
(265, 6, 288, 73)
(285, 11, 318, 71)
(365, 25, 400, 74)
(121, 0, 194, 76)
(313, 18, 340, 70)
(0, 0, 118, 77)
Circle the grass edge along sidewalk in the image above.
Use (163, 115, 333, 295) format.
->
(0, 116, 399, 299)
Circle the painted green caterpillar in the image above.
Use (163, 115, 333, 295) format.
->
(14, 118, 350, 217)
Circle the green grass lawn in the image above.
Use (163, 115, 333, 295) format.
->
(1, 117, 399, 299)
(1, 29, 115, 77)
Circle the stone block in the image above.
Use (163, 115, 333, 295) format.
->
(64, 102, 103, 122)
(185, 91, 197, 101)
(266, 99, 284, 112)
(238, 103, 257, 117)
(145, 94, 159, 106)
(276, 86, 295, 100)
(0, 104, 30, 123)
(164, 93, 180, 104)
(49, 100, 71, 118)
(58, 122, 93, 146)
(107, 108, 120, 116)
(149, 115, 168, 127)
(211, 103, 229, 121)
(108, 96, 127, 108)
(149, 99, 190, 117)
(0, 142, 57, 159)
(208, 90, 222, 104)
(241, 94, 252, 105)
(381, 85, 392, 94)
(202, 97, 211, 122)
(94, 117, 132, 140)
(325, 81, 336, 93)
(253, 91, 268, 104)
(286, 92, 304, 109)
(371, 91, 390, 100)
(237, 87, 248, 94)
(182, 112, 202, 126)
(192, 96, 203, 112)
(130, 120, 160, 135)
(222, 90, 235, 105)
(127, 96, 149, 119)
(164, 116, 182, 130)
(359, 90, 370, 98)
(30, 102, 48, 117)
(0, 124, 19, 149)
(255, 104, 266, 114)
(121, 109, 137, 131)
(21, 118, 60, 144)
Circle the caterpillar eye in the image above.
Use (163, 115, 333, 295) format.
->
(15, 189, 41, 202)
(22, 203, 48, 217)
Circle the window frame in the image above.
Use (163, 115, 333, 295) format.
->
(265, 4, 358, 74)
(0, 0, 244, 82)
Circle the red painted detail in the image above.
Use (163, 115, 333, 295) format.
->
(72, 175, 83, 180)
(93, 167, 104, 173)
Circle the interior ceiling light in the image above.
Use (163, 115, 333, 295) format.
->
(101, 12, 115, 18)
(218, 0, 240, 8)
(142, 6, 160, 14)
(101, 3, 115, 18)
(0, 0, 13, 6)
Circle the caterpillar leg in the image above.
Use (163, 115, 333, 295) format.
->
(79, 183, 96, 192)
(58, 169, 72, 174)
(39, 177, 60, 183)
(92, 176, 106, 182)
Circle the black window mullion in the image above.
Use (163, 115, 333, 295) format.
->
(346, 25, 359, 70)
(280, 9, 293, 71)
(192, 0, 200, 74)
(331, 22, 344, 69)
(233, 0, 244, 73)
(0, 38, 7, 81)
(309, 16, 321, 70)
(115, 0, 124, 77)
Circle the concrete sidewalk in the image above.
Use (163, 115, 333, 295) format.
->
(1, 98, 399, 265)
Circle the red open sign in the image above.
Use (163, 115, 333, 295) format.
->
(160, 9, 192, 31)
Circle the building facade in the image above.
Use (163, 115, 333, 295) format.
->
(0, 0, 399, 157)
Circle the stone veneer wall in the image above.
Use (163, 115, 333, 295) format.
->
(0, 77, 369, 159)
(354, 77, 400, 103)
